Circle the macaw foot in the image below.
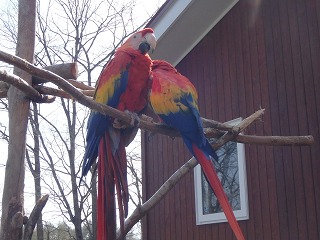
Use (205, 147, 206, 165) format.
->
(113, 110, 140, 129)
(140, 114, 154, 122)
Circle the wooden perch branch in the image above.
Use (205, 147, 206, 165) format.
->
(116, 108, 265, 239)
(0, 91, 7, 98)
(23, 195, 49, 240)
(202, 117, 240, 132)
(212, 108, 265, 149)
(0, 81, 9, 97)
(2, 69, 313, 147)
(33, 85, 94, 99)
(1, 63, 82, 100)
(0, 70, 55, 103)
(234, 134, 314, 146)
(0, 49, 314, 145)
(205, 131, 314, 146)
(66, 79, 93, 90)
(32, 63, 78, 84)
(0, 80, 10, 90)
(117, 107, 314, 238)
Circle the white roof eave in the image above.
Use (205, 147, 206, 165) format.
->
(148, 0, 239, 66)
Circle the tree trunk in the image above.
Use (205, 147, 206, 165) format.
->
(0, 0, 36, 239)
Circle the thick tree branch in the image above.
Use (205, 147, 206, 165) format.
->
(3, 75, 311, 147)
(1, 63, 84, 99)
(66, 79, 94, 90)
(202, 117, 240, 132)
(205, 132, 314, 146)
(33, 85, 94, 99)
(0, 49, 314, 146)
(2, 72, 312, 147)
(116, 106, 314, 238)
(116, 108, 265, 239)
(23, 195, 49, 240)
(0, 70, 55, 103)
(116, 108, 312, 238)
(0, 80, 10, 91)
(212, 108, 265, 149)
(0, 91, 7, 98)
(32, 63, 78, 84)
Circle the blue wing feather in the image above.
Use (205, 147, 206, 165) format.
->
(159, 93, 218, 161)
(82, 113, 110, 176)
(104, 66, 129, 108)
(82, 62, 130, 177)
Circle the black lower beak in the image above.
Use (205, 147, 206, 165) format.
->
(139, 42, 150, 54)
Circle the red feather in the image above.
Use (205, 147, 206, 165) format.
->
(117, 48, 152, 112)
(97, 133, 128, 239)
(192, 145, 245, 240)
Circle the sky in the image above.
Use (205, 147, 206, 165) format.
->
(0, 0, 166, 227)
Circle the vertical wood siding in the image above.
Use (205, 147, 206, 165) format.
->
(142, 0, 320, 239)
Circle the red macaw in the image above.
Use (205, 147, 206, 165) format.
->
(81, 28, 156, 240)
(149, 60, 245, 240)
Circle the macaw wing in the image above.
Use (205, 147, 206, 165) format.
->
(82, 52, 132, 176)
(151, 69, 217, 160)
(151, 70, 202, 139)
(94, 51, 133, 107)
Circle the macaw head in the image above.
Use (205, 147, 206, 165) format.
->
(120, 28, 156, 54)
(152, 60, 177, 72)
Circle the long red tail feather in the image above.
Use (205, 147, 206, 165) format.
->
(192, 144, 245, 240)
(111, 142, 128, 234)
(98, 136, 116, 240)
(97, 133, 129, 240)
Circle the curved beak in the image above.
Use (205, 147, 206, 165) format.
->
(144, 33, 157, 53)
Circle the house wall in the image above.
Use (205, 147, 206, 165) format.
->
(142, 0, 320, 239)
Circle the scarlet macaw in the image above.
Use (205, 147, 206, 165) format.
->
(149, 60, 245, 240)
(81, 28, 156, 240)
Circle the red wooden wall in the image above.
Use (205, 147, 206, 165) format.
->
(142, 0, 320, 239)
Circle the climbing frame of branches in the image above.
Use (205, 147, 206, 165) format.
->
(0, 49, 314, 239)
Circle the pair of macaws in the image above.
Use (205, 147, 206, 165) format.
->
(82, 28, 245, 240)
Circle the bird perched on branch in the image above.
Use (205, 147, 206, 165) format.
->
(81, 28, 156, 240)
(149, 60, 245, 240)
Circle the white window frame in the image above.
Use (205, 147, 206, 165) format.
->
(194, 118, 249, 225)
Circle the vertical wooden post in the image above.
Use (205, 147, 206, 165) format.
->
(0, 0, 36, 239)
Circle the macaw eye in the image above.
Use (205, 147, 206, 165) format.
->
(133, 35, 137, 38)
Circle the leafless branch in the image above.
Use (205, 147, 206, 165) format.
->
(0, 70, 55, 103)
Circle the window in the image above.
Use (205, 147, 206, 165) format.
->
(194, 118, 249, 225)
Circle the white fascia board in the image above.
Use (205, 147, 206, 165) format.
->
(150, 0, 193, 42)
(149, 0, 239, 66)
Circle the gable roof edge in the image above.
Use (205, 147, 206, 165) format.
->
(148, 0, 239, 66)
